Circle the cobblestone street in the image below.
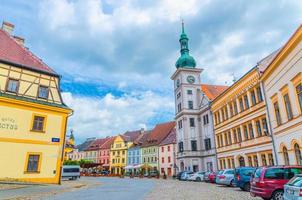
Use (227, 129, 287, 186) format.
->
(0, 177, 263, 200)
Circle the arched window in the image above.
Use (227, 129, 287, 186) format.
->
(283, 147, 290, 165)
(294, 143, 302, 165)
(239, 156, 245, 167)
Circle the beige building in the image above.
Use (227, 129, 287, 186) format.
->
(212, 66, 274, 169)
(261, 25, 302, 165)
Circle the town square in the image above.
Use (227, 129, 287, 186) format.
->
(0, 1, 302, 200)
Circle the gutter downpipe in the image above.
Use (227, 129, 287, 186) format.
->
(258, 69, 279, 165)
(209, 102, 219, 171)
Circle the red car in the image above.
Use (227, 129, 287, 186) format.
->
(250, 165, 302, 200)
(204, 171, 217, 183)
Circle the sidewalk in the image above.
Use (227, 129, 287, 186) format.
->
(0, 178, 100, 200)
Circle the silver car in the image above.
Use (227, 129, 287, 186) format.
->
(216, 169, 234, 186)
(284, 175, 302, 200)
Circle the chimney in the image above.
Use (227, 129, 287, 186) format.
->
(2, 21, 14, 35)
(13, 36, 25, 46)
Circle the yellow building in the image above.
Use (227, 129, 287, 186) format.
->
(64, 131, 75, 161)
(212, 65, 275, 169)
(110, 135, 130, 175)
(0, 22, 72, 184)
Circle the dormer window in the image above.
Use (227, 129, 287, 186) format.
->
(38, 85, 49, 99)
(6, 78, 19, 93)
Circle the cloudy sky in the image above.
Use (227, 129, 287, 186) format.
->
(1, 0, 302, 142)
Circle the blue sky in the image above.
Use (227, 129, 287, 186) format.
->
(1, 0, 302, 143)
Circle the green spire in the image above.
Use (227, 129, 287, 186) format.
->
(175, 20, 196, 69)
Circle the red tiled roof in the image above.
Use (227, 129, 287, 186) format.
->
(201, 84, 229, 101)
(100, 136, 116, 150)
(85, 138, 110, 151)
(141, 121, 176, 147)
(0, 29, 57, 76)
(159, 128, 176, 146)
(121, 130, 143, 142)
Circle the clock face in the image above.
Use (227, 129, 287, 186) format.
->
(176, 79, 180, 87)
(187, 75, 195, 84)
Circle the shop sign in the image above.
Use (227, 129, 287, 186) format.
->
(0, 117, 18, 130)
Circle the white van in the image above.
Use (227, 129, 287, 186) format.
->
(62, 165, 81, 180)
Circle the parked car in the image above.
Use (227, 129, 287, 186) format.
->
(180, 171, 194, 181)
(204, 171, 217, 183)
(215, 169, 235, 186)
(144, 171, 159, 177)
(233, 167, 256, 191)
(188, 172, 206, 182)
(176, 172, 184, 180)
(284, 174, 302, 200)
(61, 165, 80, 180)
(250, 165, 302, 200)
(215, 170, 224, 183)
(100, 170, 110, 175)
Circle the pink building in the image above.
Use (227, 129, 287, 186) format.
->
(159, 129, 176, 177)
(98, 136, 115, 171)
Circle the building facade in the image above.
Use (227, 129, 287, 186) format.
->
(98, 137, 115, 171)
(261, 25, 302, 165)
(159, 129, 176, 176)
(212, 67, 274, 169)
(141, 121, 175, 173)
(0, 22, 72, 184)
(171, 23, 225, 172)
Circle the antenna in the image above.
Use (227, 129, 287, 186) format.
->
(232, 73, 237, 83)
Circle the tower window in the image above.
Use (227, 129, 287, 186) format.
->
(187, 90, 193, 95)
(191, 140, 197, 151)
(189, 118, 195, 127)
(188, 101, 193, 109)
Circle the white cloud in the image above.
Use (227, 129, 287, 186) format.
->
(62, 91, 174, 141)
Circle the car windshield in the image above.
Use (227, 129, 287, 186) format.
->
(218, 171, 224, 175)
(287, 176, 302, 187)
(225, 170, 234, 174)
(254, 168, 262, 178)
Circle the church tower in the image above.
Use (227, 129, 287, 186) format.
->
(171, 22, 204, 172)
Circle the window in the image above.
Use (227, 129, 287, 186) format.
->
(177, 92, 181, 99)
(168, 156, 171, 163)
(204, 138, 211, 150)
(178, 142, 184, 152)
(225, 107, 229, 120)
(6, 78, 19, 93)
(178, 120, 183, 129)
(187, 90, 193, 95)
(268, 153, 274, 165)
(244, 95, 249, 109)
(261, 154, 267, 166)
(294, 144, 302, 165)
(167, 146, 170, 152)
(265, 168, 285, 179)
(203, 114, 209, 125)
(274, 101, 282, 126)
(228, 132, 232, 145)
(239, 98, 244, 112)
(225, 133, 228, 145)
(283, 94, 293, 120)
(161, 146, 164, 152)
(253, 155, 258, 167)
(161, 157, 164, 163)
(256, 120, 262, 137)
(262, 118, 269, 135)
(248, 156, 252, 166)
(237, 128, 242, 142)
(177, 103, 182, 112)
(189, 118, 195, 127)
(191, 140, 197, 151)
(229, 104, 233, 117)
(38, 85, 49, 99)
(188, 101, 193, 109)
(243, 125, 249, 140)
(256, 87, 263, 102)
(296, 84, 302, 112)
(233, 101, 238, 115)
(32, 115, 46, 132)
(233, 129, 237, 143)
(26, 154, 41, 173)
(283, 147, 290, 165)
(251, 90, 256, 106)
(248, 123, 254, 139)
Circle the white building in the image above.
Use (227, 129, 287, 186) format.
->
(261, 25, 302, 165)
(171, 23, 227, 172)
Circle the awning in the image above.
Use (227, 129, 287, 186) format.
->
(133, 164, 143, 169)
(125, 165, 134, 169)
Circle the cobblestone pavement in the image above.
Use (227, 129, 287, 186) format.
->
(144, 179, 262, 200)
(0, 177, 264, 200)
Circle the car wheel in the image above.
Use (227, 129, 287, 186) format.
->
(271, 190, 283, 200)
(196, 177, 201, 182)
(243, 183, 250, 192)
(229, 180, 234, 187)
